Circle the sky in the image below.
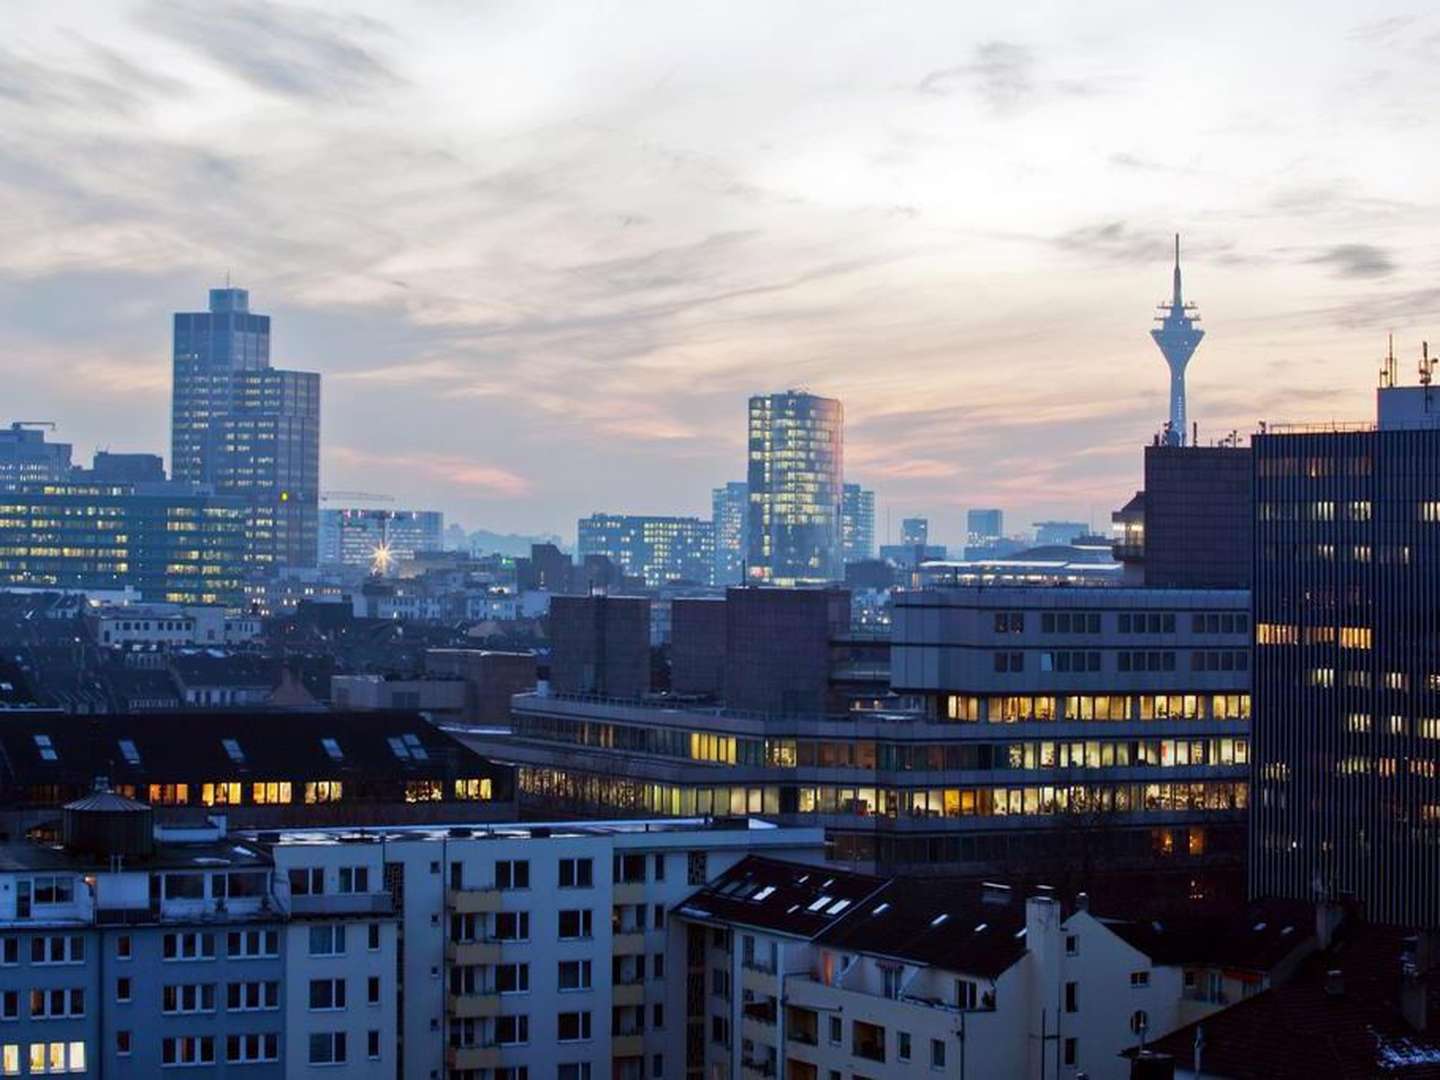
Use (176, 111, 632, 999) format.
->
(3, 1, 1439, 547)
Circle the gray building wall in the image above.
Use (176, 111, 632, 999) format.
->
(549, 595, 652, 700)
(670, 598, 728, 698)
(1143, 444, 1253, 588)
(425, 649, 538, 725)
(722, 587, 850, 715)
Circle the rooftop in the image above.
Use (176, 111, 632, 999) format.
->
(675, 855, 887, 938)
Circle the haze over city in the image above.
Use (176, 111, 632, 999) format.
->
(2, 0, 1437, 540)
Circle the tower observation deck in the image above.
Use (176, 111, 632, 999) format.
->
(1151, 234, 1204, 446)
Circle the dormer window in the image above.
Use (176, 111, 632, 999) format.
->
(321, 738, 343, 762)
(221, 738, 245, 764)
(118, 739, 141, 766)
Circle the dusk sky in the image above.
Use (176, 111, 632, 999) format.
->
(3, 1, 1437, 545)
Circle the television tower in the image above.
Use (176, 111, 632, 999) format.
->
(1151, 234, 1204, 446)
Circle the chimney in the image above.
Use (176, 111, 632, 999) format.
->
(1324, 969, 1345, 999)
(1401, 934, 1431, 1032)
(1075, 892, 1090, 913)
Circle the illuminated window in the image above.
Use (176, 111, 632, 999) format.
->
(404, 781, 443, 803)
(148, 784, 189, 806)
(304, 782, 343, 804)
(251, 782, 292, 805)
(454, 779, 492, 801)
(201, 783, 242, 807)
(1339, 627, 1373, 650)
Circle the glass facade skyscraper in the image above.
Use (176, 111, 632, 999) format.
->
(171, 288, 320, 570)
(577, 514, 714, 586)
(1251, 385, 1440, 928)
(711, 481, 749, 586)
(746, 391, 844, 585)
(841, 483, 875, 563)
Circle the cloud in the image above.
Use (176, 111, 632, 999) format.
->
(329, 446, 530, 497)
(917, 41, 1034, 109)
(138, 0, 402, 102)
(1054, 221, 1171, 264)
(0, 44, 184, 116)
(1306, 243, 1395, 279)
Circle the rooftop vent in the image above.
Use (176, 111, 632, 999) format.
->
(62, 789, 153, 859)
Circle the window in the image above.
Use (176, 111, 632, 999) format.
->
(28, 988, 85, 1019)
(368, 923, 381, 951)
(30, 877, 74, 905)
(1064, 981, 1078, 1013)
(931, 1038, 946, 1068)
(558, 960, 592, 991)
(304, 781, 343, 804)
(308, 925, 347, 957)
(558, 909, 592, 940)
(1, 991, 15, 1019)
(308, 979, 347, 1011)
(828, 1016, 842, 1044)
(224, 1034, 278, 1064)
(898, 1031, 911, 1061)
(1063, 1037, 1077, 1066)
(226, 929, 278, 959)
(687, 851, 708, 885)
(33, 735, 57, 761)
(1130, 970, 1150, 988)
(320, 737, 344, 761)
(495, 1015, 529, 1045)
(367, 976, 380, 1005)
(161, 932, 213, 962)
(559, 858, 593, 889)
(496, 860, 530, 890)
(653, 1003, 664, 1029)
(653, 853, 666, 881)
(116, 1031, 132, 1057)
(226, 981, 279, 1012)
(559, 1065, 591, 1080)
(161, 1035, 215, 1067)
(653, 953, 664, 979)
(1131, 1009, 1150, 1034)
(495, 963, 529, 994)
(494, 911, 530, 941)
(161, 984, 214, 1016)
(558, 1011, 592, 1042)
(1065, 934, 1078, 956)
(252, 781, 291, 804)
(115, 978, 131, 1003)
(367, 1030, 380, 1060)
(337, 866, 370, 893)
(0, 939, 16, 965)
(308, 1032, 346, 1065)
(289, 868, 324, 895)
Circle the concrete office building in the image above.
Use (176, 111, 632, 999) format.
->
(678, 858, 1313, 1080)
(840, 484, 876, 563)
(578, 514, 714, 587)
(0, 424, 72, 491)
(712, 483, 749, 587)
(489, 585, 1250, 889)
(746, 392, 845, 586)
(0, 481, 251, 606)
(967, 508, 1003, 545)
(171, 287, 321, 571)
(1251, 378, 1440, 929)
(900, 517, 928, 546)
(319, 508, 444, 572)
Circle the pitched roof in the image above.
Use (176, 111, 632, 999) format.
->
(1100, 896, 1315, 971)
(1145, 920, 1440, 1078)
(675, 855, 888, 939)
(818, 879, 1030, 979)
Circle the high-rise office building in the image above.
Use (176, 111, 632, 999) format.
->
(577, 513, 714, 586)
(900, 516, 928, 546)
(0, 481, 250, 605)
(319, 508, 444, 571)
(711, 482, 749, 585)
(1251, 379, 1440, 929)
(171, 288, 320, 571)
(967, 508, 1003, 544)
(1034, 520, 1088, 546)
(746, 391, 844, 585)
(0, 423, 71, 491)
(840, 483, 876, 563)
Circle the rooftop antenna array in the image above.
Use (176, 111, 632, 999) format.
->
(1421, 341, 1435, 387)
(1380, 333, 1397, 389)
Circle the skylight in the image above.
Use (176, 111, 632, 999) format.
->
(221, 738, 245, 764)
(872, 902, 891, 916)
(929, 913, 949, 928)
(973, 922, 989, 933)
(33, 734, 57, 762)
(117, 739, 141, 766)
(826, 899, 852, 915)
(403, 733, 428, 761)
(387, 737, 410, 760)
(753, 886, 776, 902)
(321, 738, 343, 762)
(806, 895, 834, 912)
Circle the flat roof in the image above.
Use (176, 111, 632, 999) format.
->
(240, 815, 814, 848)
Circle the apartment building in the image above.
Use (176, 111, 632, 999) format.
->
(255, 817, 828, 1080)
(676, 857, 1314, 1080)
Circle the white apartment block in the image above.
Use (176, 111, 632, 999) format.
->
(676, 858, 1314, 1080)
(90, 603, 262, 648)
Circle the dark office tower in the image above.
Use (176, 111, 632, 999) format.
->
(1251, 381, 1440, 929)
(1143, 444, 1252, 588)
(712, 481, 749, 585)
(171, 287, 320, 570)
(841, 483, 876, 563)
(0, 423, 71, 490)
(967, 508, 1003, 544)
(900, 516, 928, 546)
(82, 451, 165, 484)
(746, 391, 844, 585)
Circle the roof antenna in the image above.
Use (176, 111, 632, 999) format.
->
(1381, 333, 1397, 389)
(1421, 341, 1434, 388)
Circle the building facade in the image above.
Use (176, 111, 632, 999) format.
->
(746, 392, 845, 586)
(0, 481, 251, 606)
(319, 508, 445, 571)
(840, 484, 876, 564)
(577, 514, 714, 587)
(712, 482, 749, 587)
(967, 508, 1004, 545)
(171, 287, 320, 571)
(1140, 444, 1253, 588)
(1251, 384, 1440, 928)
(0, 424, 71, 491)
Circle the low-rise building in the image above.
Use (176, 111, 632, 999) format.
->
(90, 603, 261, 649)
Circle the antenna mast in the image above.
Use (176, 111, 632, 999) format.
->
(1381, 334, 1397, 389)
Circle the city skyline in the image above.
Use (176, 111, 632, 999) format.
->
(2, 2, 1437, 540)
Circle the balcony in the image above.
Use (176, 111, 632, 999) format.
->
(743, 999, 777, 1027)
(742, 1056, 778, 1078)
(446, 940, 502, 965)
(446, 1045, 503, 1070)
(612, 1033, 645, 1057)
(447, 992, 501, 1018)
(612, 931, 645, 955)
(613, 982, 645, 1007)
(447, 887, 502, 914)
(613, 881, 647, 905)
(289, 892, 393, 916)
